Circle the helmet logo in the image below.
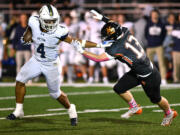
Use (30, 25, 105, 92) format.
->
(106, 26, 115, 35)
(47, 4, 53, 16)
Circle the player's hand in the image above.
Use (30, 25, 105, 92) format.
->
(71, 40, 85, 53)
(90, 10, 103, 20)
(97, 40, 114, 48)
(20, 37, 31, 45)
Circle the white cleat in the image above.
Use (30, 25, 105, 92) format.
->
(68, 104, 78, 126)
(161, 110, 178, 126)
(121, 106, 142, 119)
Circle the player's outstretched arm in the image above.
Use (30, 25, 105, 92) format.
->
(71, 40, 114, 62)
(64, 36, 113, 48)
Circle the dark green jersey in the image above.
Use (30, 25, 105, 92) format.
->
(105, 27, 153, 76)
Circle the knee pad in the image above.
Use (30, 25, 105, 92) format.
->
(149, 96, 161, 104)
(49, 90, 61, 99)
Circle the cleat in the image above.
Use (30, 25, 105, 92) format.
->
(121, 105, 142, 119)
(161, 110, 178, 126)
(6, 113, 17, 120)
(70, 118, 78, 126)
(7, 110, 24, 120)
(68, 104, 78, 126)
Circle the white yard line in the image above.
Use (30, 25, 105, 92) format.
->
(0, 108, 14, 111)
(0, 103, 180, 120)
(0, 87, 179, 100)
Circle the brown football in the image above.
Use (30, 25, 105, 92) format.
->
(23, 27, 33, 43)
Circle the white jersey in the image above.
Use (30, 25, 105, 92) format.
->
(59, 22, 78, 52)
(87, 19, 104, 43)
(29, 15, 68, 62)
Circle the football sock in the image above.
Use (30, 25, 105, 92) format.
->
(128, 98, 138, 108)
(13, 103, 23, 116)
(103, 77, 109, 83)
(83, 74, 87, 81)
(68, 104, 77, 118)
(88, 77, 93, 83)
(165, 108, 172, 115)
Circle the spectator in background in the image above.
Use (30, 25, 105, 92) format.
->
(134, 5, 153, 49)
(171, 13, 180, 83)
(59, 15, 76, 83)
(5, 15, 19, 57)
(0, 13, 7, 81)
(12, 14, 31, 74)
(145, 9, 167, 85)
(84, 12, 109, 84)
(163, 13, 176, 80)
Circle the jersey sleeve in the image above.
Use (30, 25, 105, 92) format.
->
(57, 25, 69, 41)
(28, 15, 39, 28)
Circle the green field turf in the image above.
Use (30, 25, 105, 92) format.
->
(0, 86, 180, 135)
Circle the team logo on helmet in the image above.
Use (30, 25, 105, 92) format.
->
(106, 26, 115, 35)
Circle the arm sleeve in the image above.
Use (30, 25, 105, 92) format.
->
(59, 26, 69, 41)
(28, 15, 39, 28)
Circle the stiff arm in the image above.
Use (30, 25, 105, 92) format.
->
(82, 50, 115, 62)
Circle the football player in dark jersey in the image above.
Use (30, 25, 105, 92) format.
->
(71, 10, 178, 126)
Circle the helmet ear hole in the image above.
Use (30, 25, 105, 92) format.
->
(101, 22, 122, 41)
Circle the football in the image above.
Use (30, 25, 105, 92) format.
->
(23, 27, 33, 43)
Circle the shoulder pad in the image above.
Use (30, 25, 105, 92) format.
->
(55, 25, 69, 40)
(28, 15, 39, 28)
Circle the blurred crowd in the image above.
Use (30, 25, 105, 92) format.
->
(0, 5, 180, 84)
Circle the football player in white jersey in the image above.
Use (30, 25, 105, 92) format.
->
(7, 5, 112, 126)
(84, 12, 109, 83)
(59, 15, 76, 83)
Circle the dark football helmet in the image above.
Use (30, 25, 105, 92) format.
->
(101, 21, 122, 41)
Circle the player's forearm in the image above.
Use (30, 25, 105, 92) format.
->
(64, 37, 98, 48)
(81, 40, 98, 48)
(82, 51, 109, 62)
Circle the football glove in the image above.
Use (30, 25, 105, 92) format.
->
(71, 40, 85, 54)
(90, 10, 109, 23)
(97, 40, 114, 48)
(90, 10, 103, 20)
(20, 37, 31, 45)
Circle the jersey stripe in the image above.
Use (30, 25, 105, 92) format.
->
(47, 4, 53, 16)
(115, 53, 133, 65)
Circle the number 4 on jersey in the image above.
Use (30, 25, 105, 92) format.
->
(37, 43, 46, 58)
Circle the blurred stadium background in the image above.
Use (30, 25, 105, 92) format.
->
(0, 0, 180, 84)
(0, 1, 180, 135)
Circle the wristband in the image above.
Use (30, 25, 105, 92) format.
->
(81, 40, 86, 47)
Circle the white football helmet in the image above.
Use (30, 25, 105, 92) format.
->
(39, 4, 60, 32)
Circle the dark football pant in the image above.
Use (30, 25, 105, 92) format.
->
(113, 66, 162, 103)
